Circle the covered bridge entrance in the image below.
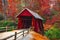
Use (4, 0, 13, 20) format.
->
(21, 16, 32, 28)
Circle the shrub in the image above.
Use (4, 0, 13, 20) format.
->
(8, 22, 17, 26)
(0, 21, 17, 32)
(2, 21, 17, 27)
(0, 21, 3, 27)
(0, 14, 4, 21)
(0, 20, 17, 28)
(45, 27, 60, 40)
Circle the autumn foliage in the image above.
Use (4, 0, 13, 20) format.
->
(30, 31, 49, 40)
(0, 0, 3, 13)
(0, 0, 60, 29)
(7, 0, 18, 17)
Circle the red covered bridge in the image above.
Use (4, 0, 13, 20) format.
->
(17, 8, 44, 34)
